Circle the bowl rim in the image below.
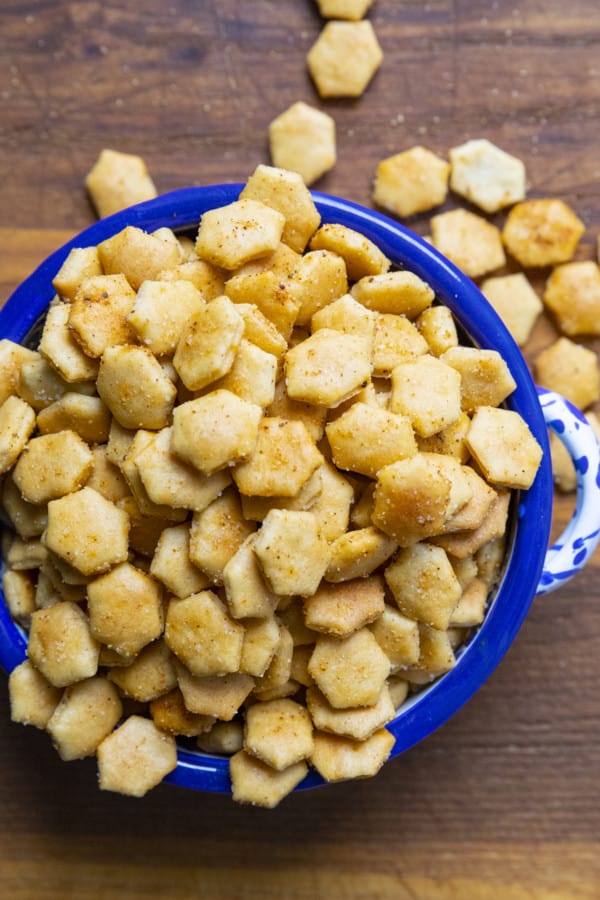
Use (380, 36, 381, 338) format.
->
(0, 184, 553, 794)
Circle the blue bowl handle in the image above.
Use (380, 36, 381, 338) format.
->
(536, 387, 600, 594)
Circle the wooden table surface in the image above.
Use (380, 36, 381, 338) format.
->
(1, 2, 599, 898)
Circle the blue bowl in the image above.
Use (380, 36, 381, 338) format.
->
(0, 185, 554, 794)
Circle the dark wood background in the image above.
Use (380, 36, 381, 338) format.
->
(1, 2, 599, 897)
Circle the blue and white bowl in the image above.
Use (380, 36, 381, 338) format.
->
(1, 185, 599, 794)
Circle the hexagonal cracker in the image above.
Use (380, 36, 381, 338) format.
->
(233, 416, 323, 498)
(225, 268, 301, 340)
(288, 250, 349, 327)
(172, 294, 244, 391)
(196, 722, 244, 755)
(267, 376, 327, 442)
(234, 303, 288, 360)
(449, 576, 488, 628)
(107, 639, 177, 703)
(244, 698, 314, 770)
(373, 146, 450, 218)
(443, 465, 496, 533)
(87, 562, 164, 656)
(466, 406, 543, 489)
(229, 749, 308, 808)
(412, 623, 456, 678)
(543, 261, 600, 337)
(40, 302, 100, 383)
(416, 306, 459, 357)
(2, 569, 36, 627)
(303, 575, 385, 637)
(433, 490, 511, 560)
(369, 605, 420, 668)
(96, 344, 176, 430)
(119, 430, 187, 523)
(157, 258, 226, 298)
(44, 486, 130, 576)
(0, 339, 38, 407)
(97, 715, 177, 797)
(268, 101, 336, 188)
(240, 164, 321, 252)
(239, 615, 281, 677)
(85, 149, 158, 219)
(27, 601, 100, 687)
(480, 272, 543, 346)
(285, 328, 372, 408)
(17, 354, 73, 412)
(384, 542, 462, 631)
(128, 279, 207, 356)
(442, 346, 517, 412)
(222, 535, 279, 620)
(307, 21, 383, 99)
(254, 509, 330, 597)
(372, 454, 458, 546)
(390, 355, 462, 438)
(311, 292, 376, 348)
(189, 489, 255, 584)
(309, 223, 390, 281)
(68, 274, 136, 358)
(98, 225, 180, 291)
(176, 662, 255, 720)
(325, 526, 397, 582)
(311, 727, 395, 782)
(8, 660, 62, 729)
(165, 590, 245, 677)
(309, 462, 355, 542)
(250, 621, 295, 699)
(326, 402, 417, 479)
(212, 339, 278, 408)
(52, 246, 102, 301)
(195, 198, 285, 270)
(171, 390, 262, 476)
(502, 198, 584, 268)
(36, 392, 110, 445)
(13, 430, 94, 505)
(134, 426, 231, 512)
(149, 688, 215, 738)
(239, 466, 323, 523)
(431, 208, 506, 279)
(372, 313, 427, 376)
(308, 627, 390, 709)
(352, 270, 435, 318)
(150, 524, 210, 599)
(535, 337, 599, 410)
(449, 138, 526, 214)
(47, 676, 122, 760)
(0, 395, 36, 475)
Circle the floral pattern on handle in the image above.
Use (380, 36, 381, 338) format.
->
(537, 387, 600, 594)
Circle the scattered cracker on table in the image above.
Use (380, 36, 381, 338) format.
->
(85, 148, 158, 218)
(543, 260, 600, 337)
(502, 198, 584, 267)
(268, 102, 336, 187)
(480, 273, 543, 347)
(307, 20, 383, 99)
(449, 138, 526, 214)
(534, 337, 599, 410)
(373, 146, 450, 218)
(430, 208, 506, 279)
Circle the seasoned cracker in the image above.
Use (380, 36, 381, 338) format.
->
(307, 21, 383, 99)
(373, 147, 449, 218)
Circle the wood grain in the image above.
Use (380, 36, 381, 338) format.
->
(1, 1, 599, 898)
